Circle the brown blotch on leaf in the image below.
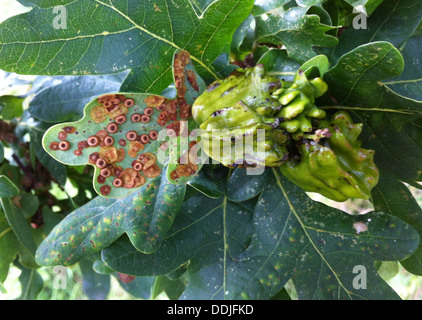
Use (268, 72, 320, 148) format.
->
(108, 104, 128, 120)
(144, 107, 154, 116)
(187, 70, 199, 91)
(120, 168, 138, 188)
(178, 98, 191, 119)
(116, 148, 125, 163)
(157, 111, 169, 127)
(49, 141, 60, 151)
(132, 160, 143, 171)
(149, 130, 158, 140)
(91, 105, 108, 123)
(144, 95, 166, 108)
(128, 141, 145, 158)
(140, 134, 150, 144)
(89, 152, 100, 165)
(170, 141, 198, 180)
(160, 142, 168, 151)
(78, 140, 89, 150)
(58, 131, 67, 140)
(63, 126, 76, 134)
(166, 121, 181, 136)
(74, 149, 82, 156)
(118, 139, 127, 147)
(138, 151, 161, 178)
(134, 172, 146, 187)
(96, 130, 108, 141)
(113, 165, 123, 177)
(97, 175, 106, 184)
(99, 146, 119, 163)
(143, 163, 161, 178)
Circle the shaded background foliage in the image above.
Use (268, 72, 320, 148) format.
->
(0, 0, 422, 300)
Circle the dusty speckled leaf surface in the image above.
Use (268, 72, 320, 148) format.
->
(35, 168, 186, 266)
(100, 169, 419, 299)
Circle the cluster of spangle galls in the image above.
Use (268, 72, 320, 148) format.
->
(47, 51, 201, 196)
(48, 94, 167, 195)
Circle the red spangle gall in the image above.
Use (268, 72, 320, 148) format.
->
(107, 123, 119, 134)
(141, 115, 150, 123)
(104, 136, 114, 146)
(126, 131, 137, 141)
(149, 130, 158, 140)
(100, 185, 111, 195)
(58, 140, 71, 151)
(115, 115, 126, 124)
(144, 107, 153, 116)
(87, 136, 100, 147)
(140, 134, 150, 144)
(131, 113, 141, 123)
(124, 98, 135, 107)
(113, 178, 123, 188)
(96, 157, 107, 169)
(100, 168, 111, 177)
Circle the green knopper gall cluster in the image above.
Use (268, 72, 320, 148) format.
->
(192, 64, 379, 202)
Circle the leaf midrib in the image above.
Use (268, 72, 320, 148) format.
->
(272, 168, 355, 300)
(92, 0, 218, 79)
(0, 0, 219, 80)
(338, 44, 395, 105)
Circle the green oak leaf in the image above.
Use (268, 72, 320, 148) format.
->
(372, 174, 422, 275)
(35, 167, 186, 267)
(256, 48, 301, 82)
(221, 170, 418, 300)
(383, 35, 422, 102)
(0, 95, 24, 121)
(79, 258, 111, 300)
(332, 0, 422, 62)
(0, 209, 20, 283)
(322, 41, 422, 180)
(100, 190, 255, 277)
(15, 261, 43, 300)
(0, 196, 39, 258)
(29, 72, 129, 123)
(0, 0, 253, 94)
(295, 0, 326, 6)
(0, 175, 19, 197)
(255, 6, 339, 64)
